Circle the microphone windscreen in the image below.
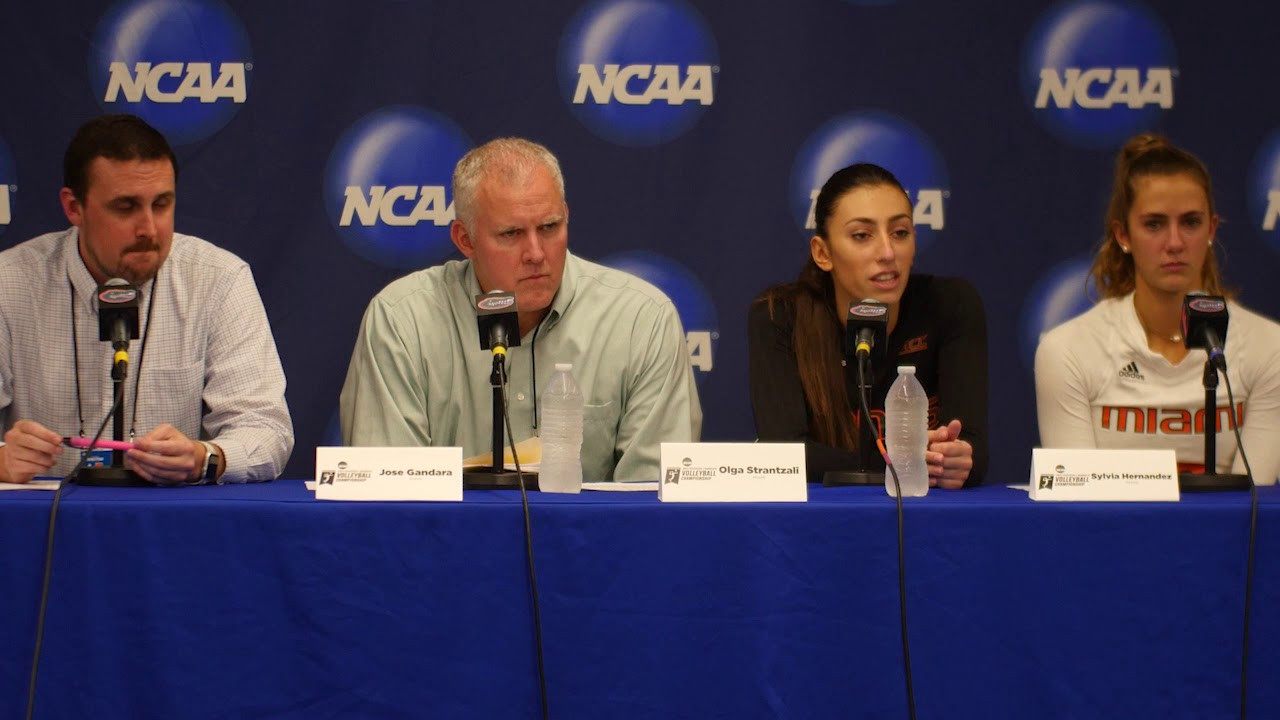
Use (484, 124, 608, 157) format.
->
(1181, 292, 1228, 350)
(97, 279, 140, 342)
(845, 299, 889, 359)
(475, 290, 521, 351)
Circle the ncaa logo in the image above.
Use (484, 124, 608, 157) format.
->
(1019, 255, 1093, 369)
(790, 111, 949, 252)
(1248, 129, 1280, 255)
(0, 136, 14, 236)
(1022, 0, 1176, 148)
(323, 106, 472, 269)
(558, 0, 719, 147)
(90, 0, 252, 145)
(599, 251, 718, 375)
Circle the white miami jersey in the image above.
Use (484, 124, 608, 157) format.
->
(1035, 292, 1280, 484)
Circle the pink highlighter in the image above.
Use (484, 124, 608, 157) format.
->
(64, 436, 135, 452)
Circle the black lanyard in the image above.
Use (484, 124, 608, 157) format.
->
(529, 320, 543, 430)
(68, 272, 158, 440)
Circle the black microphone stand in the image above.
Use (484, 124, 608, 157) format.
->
(72, 351, 147, 487)
(463, 351, 538, 490)
(825, 352, 886, 486)
(1178, 359, 1250, 492)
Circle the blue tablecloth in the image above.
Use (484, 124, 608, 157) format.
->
(2, 482, 1277, 719)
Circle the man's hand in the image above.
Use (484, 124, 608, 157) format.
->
(127, 424, 205, 485)
(0, 420, 63, 484)
(925, 418, 973, 489)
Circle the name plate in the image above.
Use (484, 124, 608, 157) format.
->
(659, 442, 806, 503)
(315, 446, 463, 501)
(1029, 448, 1179, 502)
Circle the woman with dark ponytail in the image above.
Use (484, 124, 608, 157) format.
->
(747, 163, 988, 488)
(1035, 134, 1280, 484)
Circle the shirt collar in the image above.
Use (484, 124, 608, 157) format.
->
(546, 250, 577, 327)
(63, 227, 100, 308)
(462, 250, 578, 336)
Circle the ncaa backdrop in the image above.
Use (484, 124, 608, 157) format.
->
(2, 0, 1278, 483)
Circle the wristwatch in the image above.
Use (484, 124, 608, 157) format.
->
(200, 441, 221, 483)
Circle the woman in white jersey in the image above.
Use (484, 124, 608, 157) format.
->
(1034, 134, 1280, 484)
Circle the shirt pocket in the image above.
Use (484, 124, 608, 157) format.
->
(582, 401, 617, 479)
(137, 361, 204, 438)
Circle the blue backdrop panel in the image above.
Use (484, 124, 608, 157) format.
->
(2, 0, 1278, 482)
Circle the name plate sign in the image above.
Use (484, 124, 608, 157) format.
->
(659, 442, 806, 503)
(1029, 448, 1179, 502)
(315, 446, 463, 501)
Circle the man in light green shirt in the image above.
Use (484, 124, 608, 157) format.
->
(339, 138, 701, 482)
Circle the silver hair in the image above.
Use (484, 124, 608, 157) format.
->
(452, 137, 566, 230)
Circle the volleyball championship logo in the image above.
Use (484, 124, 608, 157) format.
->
(1249, 129, 1280, 257)
(558, 0, 719, 147)
(599, 251, 719, 376)
(1022, 0, 1177, 148)
(1020, 255, 1094, 369)
(324, 106, 473, 269)
(0, 136, 14, 237)
(90, 0, 252, 145)
(790, 111, 949, 252)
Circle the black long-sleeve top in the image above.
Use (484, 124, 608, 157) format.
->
(747, 274, 989, 486)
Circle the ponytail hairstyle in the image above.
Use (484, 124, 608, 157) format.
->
(1090, 133, 1223, 299)
(758, 163, 909, 450)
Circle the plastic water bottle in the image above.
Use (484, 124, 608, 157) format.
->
(884, 366, 928, 497)
(539, 363, 584, 493)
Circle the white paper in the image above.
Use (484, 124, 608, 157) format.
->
(583, 481, 658, 492)
(462, 436, 541, 471)
(0, 480, 61, 491)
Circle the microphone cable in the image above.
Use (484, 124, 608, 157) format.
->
(496, 359, 550, 719)
(855, 355, 916, 720)
(25, 390, 123, 720)
(1222, 374, 1257, 720)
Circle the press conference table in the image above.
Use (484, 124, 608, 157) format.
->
(2, 481, 1277, 719)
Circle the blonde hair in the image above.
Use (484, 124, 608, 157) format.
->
(452, 137, 565, 230)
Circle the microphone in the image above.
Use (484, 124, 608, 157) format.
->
(80, 279, 146, 486)
(1181, 291, 1228, 371)
(465, 290, 532, 491)
(97, 278, 140, 355)
(845, 298, 889, 360)
(475, 290, 521, 355)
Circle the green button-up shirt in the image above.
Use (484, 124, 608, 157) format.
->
(340, 252, 702, 482)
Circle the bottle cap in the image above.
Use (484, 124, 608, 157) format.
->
(897, 365, 916, 375)
(555, 362, 573, 371)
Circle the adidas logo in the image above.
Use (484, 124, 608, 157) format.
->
(1118, 361, 1145, 381)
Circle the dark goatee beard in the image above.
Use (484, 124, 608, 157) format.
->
(115, 250, 161, 286)
(117, 267, 159, 286)
(115, 253, 162, 284)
